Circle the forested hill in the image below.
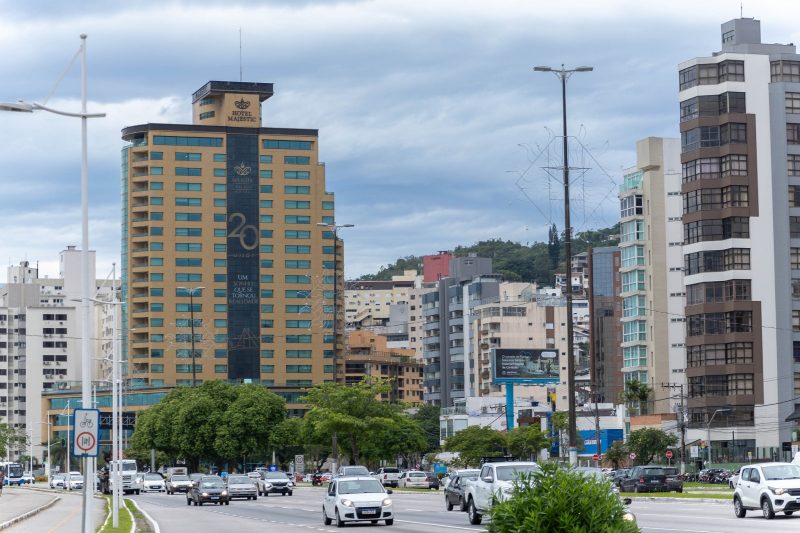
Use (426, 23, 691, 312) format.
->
(357, 224, 619, 285)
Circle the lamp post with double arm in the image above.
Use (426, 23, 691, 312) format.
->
(177, 286, 204, 387)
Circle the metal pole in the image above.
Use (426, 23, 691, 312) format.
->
(111, 264, 119, 528)
(66, 401, 71, 476)
(333, 231, 339, 383)
(190, 289, 197, 387)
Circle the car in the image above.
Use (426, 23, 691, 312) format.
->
(226, 474, 258, 500)
(21, 472, 35, 484)
(444, 469, 480, 511)
(610, 469, 630, 488)
(166, 474, 193, 494)
(189, 472, 205, 487)
(375, 467, 401, 488)
(187, 476, 230, 506)
(733, 462, 800, 519)
(247, 471, 262, 482)
(50, 474, 67, 489)
(312, 472, 326, 486)
(258, 471, 294, 496)
(464, 461, 542, 525)
(619, 465, 667, 493)
(398, 470, 428, 488)
(662, 467, 684, 493)
(323, 476, 394, 527)
(425, 472, 440, 490)
(729, 467, 742, 489)
(142, 472, 166, 492)
(337, 465, 370, 478)
(68, 473, 84, 490)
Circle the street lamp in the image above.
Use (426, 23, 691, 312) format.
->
(35, 421, 52, 479)
(706, 408, 731, 467)
(177, 286, 204, 387)
(534, 64, 592, 467)
(316, 222, 353, 477)
(0, 34, 105, 533)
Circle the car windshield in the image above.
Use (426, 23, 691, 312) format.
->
(144, 474, 162, 481)
(664, 468, 678, 476)
(265, 472, 286, 479)
(201, 480, 223, 489)
(381, 468, 399, 473)
(762, 465, 800, 480)
(171, 475, 189, 481)
(574, 468, 605, 481)
(496, 465, 540, 481)
(642, 468, 665, 476)
(339, 479, 385, 494)
(344, 467, 370, 475)
(228, 476, 251, 484)
(460, 471, 480, 480)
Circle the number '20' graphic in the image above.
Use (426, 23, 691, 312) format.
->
(228, 213, 258, 250)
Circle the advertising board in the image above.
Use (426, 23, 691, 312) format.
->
(492, 348, 559, 384)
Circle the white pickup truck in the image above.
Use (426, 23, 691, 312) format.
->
(375, 467, 401, 488)
(463, 461, 541, 525)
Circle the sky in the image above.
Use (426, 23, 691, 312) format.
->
(0, 0, 798, 280)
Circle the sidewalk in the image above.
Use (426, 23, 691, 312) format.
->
(0, 486, 59, 529)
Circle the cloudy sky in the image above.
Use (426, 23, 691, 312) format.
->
(0, 0, 797, 280)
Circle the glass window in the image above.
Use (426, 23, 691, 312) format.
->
(285, 186, 310, 194)
(175, 152, 201, 161)
(175, 258, 202, 266)
(622, 320, 647, 343)
(260, 170, 272, 179)
(260, 200, 273, 208)
(286, 365, 313, 373)
(771, 60, 800, 83)
(790, 186, 800, 208)
(284, 156, 310, 164)
(175, 228, 202, 236)
(787, 92, 800, 114)
(789, 155, 800, 177)
(153, 136, 223, 146)
(322, 201, 334, 210)
(176, 167, 202, 176)
(176, 212, 201, 221)
(214, 168, 226, 177)
(285, 215, 310, 224)
(213, 184, 226, 192)
(285, 245, 311, 254)
(176, 197, 202, 206)
(285, 200, 311, 209)
(260, 155, 273, 163)
(286, 260, 311, 268)
(213, 154, 226, 162)
(263, 139, 313, 150)
(284, 171, 310, 179)
(150, 151, 163, 160)
(285, 230, 311, 239)
(175, 243, 202, 252)
(150, 181, 163, 190)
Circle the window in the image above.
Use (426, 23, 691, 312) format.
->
(175, 152, 201, 161)
(792, 248, 800, 269)
(621, 245, 645, 267)
(199, 111, 215, 120)
(176, 364, 203, 373)
(620, 220, 645, 242)
(176, 197, 201, 206)
(623, 346, 647, 368)
(213, 184, 226, 192)
(286, 350, 312, 358)
(681, 124, 746, 152)
(287, 335, 312, 343)
(261, 365, 274, 373)
(150, 242, 163, 251)
(150, 303, 163, 312)
(150, 151, 163, 160)
(680, 92, 746, 122)
(150, 257, 164, 266)
(285, 275, 311, 283)
(284, 171, 310, 179)
(285, 200, 310, 209)
(176, 167, 202, 176)
(285, 245, 311, 254)
(150, 197, 163, 205)
(214, 154, 226, 162)
(719, 60, 745, 82)
(285, 186, 310, 194)
(686, 280, 751, 305)
(623, 320, 647, 343)
(687, 311, 752, 336)
(175, 228, 202, 236)
(791, 186, 800, 208)
(261, 260, 273, 268)
(286, 260, 311, 268)
(259, 200, 273, 209)
(263, 139, 312, 150)
(260, 155, 273, 163)
(213, 198, 226, 207)
(622, 295, 646, 317)
(771, 60, 800, 83)
(150, 167, 163, 175)
(621, 270, 645, 293)
(175, 258, 202, 267)
(794, 310, 800, 332)
(214, 243, 227, 252)
(261, 304, 274, 313)
(260, 170, 273, 179)
(214, 168, 226, 177)
(683, 217, 749, 243)
(150, 181, 163, 190)
(792, 217, 800, 238)
(285, 305, 311, 313)
(787, 92, 800, 114)
(620, 195, 643, 218)
(285, 215, 310, 224)
(175, 243, 202, 252)
(322, 201, 334, 210)
(284, 156, 310, 164)
(788, 123, 800, 145)
(687, 343, 753, 367)
(684, 248, 750, 274)
(789, 155, 800, 177)
(285, 290, 310, 298)
(176, 213, 201, 221)
(683, 157, 721, 182)
(285, 230, 311, 239)
(176, 273, 202, 282)
(286, 365, 312, 373)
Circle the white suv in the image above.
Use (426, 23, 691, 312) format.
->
(733, 462, 800, 519)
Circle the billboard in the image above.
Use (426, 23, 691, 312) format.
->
(492, 348, 560, 384)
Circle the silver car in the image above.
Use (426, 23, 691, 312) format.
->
(226, 475, 258, 500)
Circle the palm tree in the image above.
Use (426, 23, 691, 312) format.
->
(621, 380, 652, 416)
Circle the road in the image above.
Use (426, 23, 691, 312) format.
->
(126, 488, 800, 533)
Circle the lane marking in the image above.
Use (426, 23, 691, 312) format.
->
(395, 519, 486, 531)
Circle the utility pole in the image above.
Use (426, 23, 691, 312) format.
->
(662, 382, 686, 474)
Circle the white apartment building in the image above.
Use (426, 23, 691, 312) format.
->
(0, 247, 119, 463)
(344, 270, 418, 328)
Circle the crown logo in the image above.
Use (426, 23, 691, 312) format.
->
(234, 162, 251, 176)
(234, 98, 251, 110)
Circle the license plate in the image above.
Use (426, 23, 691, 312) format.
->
(651, 480, 659, 483)
(361, 509, 377, 515)
(210, 496, 219, 500)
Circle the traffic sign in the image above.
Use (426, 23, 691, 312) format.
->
(294, 455, 304, 465)
(592, 454, 600, 461)
(629, 452, 636, 460)
(665, 450, 673, 459)
(72, 408, 100, 457)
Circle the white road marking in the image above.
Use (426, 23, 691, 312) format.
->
(395, 519, 486, 531)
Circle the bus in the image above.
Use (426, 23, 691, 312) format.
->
(0, 462, 25, 486)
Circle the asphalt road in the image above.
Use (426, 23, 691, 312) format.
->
(129, 488, 800, 533)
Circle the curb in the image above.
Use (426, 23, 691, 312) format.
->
(0, 495, 61, 530)
(128, 498, 160, 533)
(630, 496, 730, 504)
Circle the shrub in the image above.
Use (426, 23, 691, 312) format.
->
(488, 462, 640, 533)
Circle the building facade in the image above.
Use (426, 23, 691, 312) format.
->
(588, 246, 624, 404)
(121, 81, 340, 412)
(344, 270, 417, 328)
(679, 18, 800, 455)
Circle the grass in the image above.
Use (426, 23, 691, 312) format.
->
(97, 495, 134, 533)
(621, 491, 732, 500)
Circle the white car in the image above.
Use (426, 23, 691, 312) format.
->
(142, 473, 166, 492)
(398, 471, 428, 489)
(323, 476, 394, 527)
(50, 474, 67, 489)
(68, 474, 84, 490)
(733, 462, 800, 519)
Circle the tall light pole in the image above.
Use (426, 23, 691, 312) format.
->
(706, 408, 731, 467)
(534, 64, 592, 466)
(36, 421, 52, 479)
(0, 34, 105, 533)
(178, 286, 204, 387)
(316, 222, 353, 475)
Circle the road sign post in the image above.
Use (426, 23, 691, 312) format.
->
(666, 449, 673, 465)
(72, 409, 100, 458)
(629, 452, 636, 464)
(295, 455, 304, 474)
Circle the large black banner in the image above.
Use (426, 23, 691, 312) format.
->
(226, 133, 260, 381)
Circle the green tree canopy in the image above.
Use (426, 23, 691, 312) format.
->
(507, 425, 551, 461)
(268, 417, 305, 467)
(443, 425, 507, 468)
(411, 404, 441, 454)
(603, 440, 627, 470)
(627, 428, 678, 465)
(0, 423, 27, 459)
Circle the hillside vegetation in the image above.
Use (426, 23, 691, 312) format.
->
(358, 224, 619, 284)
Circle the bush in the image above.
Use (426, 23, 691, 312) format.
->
(488, 462, 640, 533)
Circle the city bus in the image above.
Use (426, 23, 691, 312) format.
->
(0, 461, 25, 486)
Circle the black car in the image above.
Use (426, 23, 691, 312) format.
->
(619, 466, 667, 493)
(611, 469, 630, 488)
(187, 476, 230, 506)
(663, 467, 683, 493)
(444, 470, 480, 511)
(424, 472, 440, 490)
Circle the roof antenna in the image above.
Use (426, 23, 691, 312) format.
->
(740, 2, 743, 17)
(239, 27, 243, 82)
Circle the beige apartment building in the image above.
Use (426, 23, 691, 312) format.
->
(121, 81, 341, 412)
(344, 270, 417, 328)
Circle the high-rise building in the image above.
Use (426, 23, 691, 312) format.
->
(121, 81, 339, 411)
(618, 137, 683, 415)
(679, 18, 800, 455)
(588, 246, 623, 404)
(0, 248, 118, 462)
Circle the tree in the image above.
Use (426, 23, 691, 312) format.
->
(603, 440, 627, 470)
(627, 428, 678, 465)
(0, 423, 26, 458)
(488, 462, 639, 532)
(548, 223, 561, 270)
(621, 380, 652, 416)
(411, 404, 441, 454)
(550, 411, 585, 457)
(215, 384, 286, 467)
(268, 417, 305, 468)
(507, 425, 551, 461)
(443, 426, 507, 468)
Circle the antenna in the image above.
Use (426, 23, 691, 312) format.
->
(239, 27, 243, 82)
(740, 2, 743, 17)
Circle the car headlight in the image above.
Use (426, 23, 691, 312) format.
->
(341, 499, 354, 507)
(221, 490, 228, 496)
(623, 512, 637, 523)
(769, 486, 785, 495)
(202, 492, 209, 497)
(382, 498, 392, 506)
(264, 483, 273, 489)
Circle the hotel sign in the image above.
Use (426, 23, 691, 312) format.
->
(228, 97, 258, 124)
